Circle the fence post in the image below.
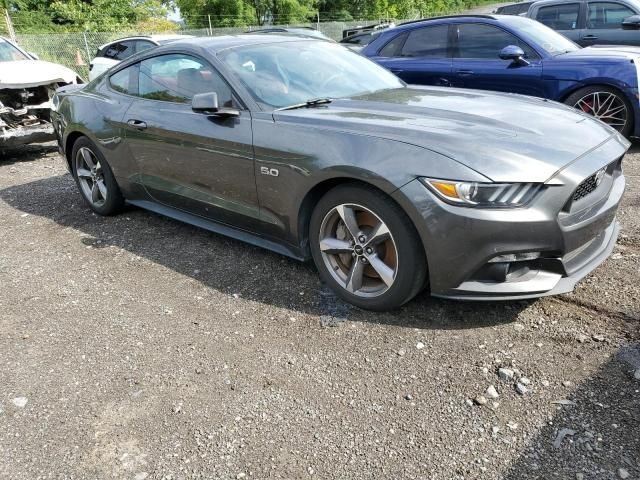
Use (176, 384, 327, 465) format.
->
(4, 10, 16, 42)
(82, 31, 91, 64)
(208, 15, 212, 36)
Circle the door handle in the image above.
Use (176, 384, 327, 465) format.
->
(127, 119, 147, 130)
(583, 35, 598, 40)
(390, 69, 402, 74)
(456, 69, 474, 76)
(437, 78, 451, 87)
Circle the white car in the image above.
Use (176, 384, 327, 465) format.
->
(0, 36, 81, 149)
(89, 34, 193, 80)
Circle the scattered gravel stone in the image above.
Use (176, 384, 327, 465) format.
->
(592, 334, 606, 342)
(515, 383, 528, 395)
(486, 385, 499, 399)
(541, 380, 550, 387)
(465, 399, 473, 407)
(404, 394, 413, 401)
(474, 395, 488, 406)
(519, 377, 531, 386)
(618, 468, 630, 479)
(236, 473, 246, 479)
(576, 474, 584, 480)
(415, 342, 425, 350)
(634, 369, 640, 380)
(552, 399, 577, 406)
(12, 397, 28, 408)
(498, 368, 514, 382)
(576, 334, 589, 343)
(553, 428, 576, 449)
(397, 348, 406, 357)
(562, 381, 573, 387)
(513, 323, 525, 332)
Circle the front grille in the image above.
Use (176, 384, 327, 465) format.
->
(572, 172, 600, 202)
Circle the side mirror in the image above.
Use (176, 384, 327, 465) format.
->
(28, 52, 39, 60)
(499, 45, 530, 66)
(622, 14, 640, 30)
(191, 92, 240, 118)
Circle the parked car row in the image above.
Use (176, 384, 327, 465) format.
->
(50, 31, 628, 310)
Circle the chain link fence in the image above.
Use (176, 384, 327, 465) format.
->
(11, 19, 418, 79)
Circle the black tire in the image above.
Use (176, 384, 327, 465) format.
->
(71, 136, 124, 215)
(309, 183, 427, 311)
(564, 85, 633, 137)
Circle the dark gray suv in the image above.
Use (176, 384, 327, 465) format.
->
(504, 0, 640, 46)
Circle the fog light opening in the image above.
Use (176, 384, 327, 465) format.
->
(488, 252, 543, 263)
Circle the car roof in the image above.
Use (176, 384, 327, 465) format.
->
(530, 0, 638, 4)
(157, 34, 318, 53)
(98, 34, 193, 50)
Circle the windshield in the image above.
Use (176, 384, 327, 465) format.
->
(218, 41, 404, 109)
(0, 38, 30, 62)
(506, 16, 580, 54)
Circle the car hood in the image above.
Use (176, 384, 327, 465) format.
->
(0, 60, 78, 89)
(555, 45, 640, 62)
(273, 87, 626, 183)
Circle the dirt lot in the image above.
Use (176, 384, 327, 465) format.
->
(0, 142, 638, 480)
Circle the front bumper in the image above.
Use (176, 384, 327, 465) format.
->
(396, 136, 627, 301)
(0, 122, 55, 148)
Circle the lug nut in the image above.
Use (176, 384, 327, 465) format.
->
(358, 235, 366, 243)
(365, 247, 373, 254)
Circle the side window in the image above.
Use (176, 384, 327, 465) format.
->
(588, 2, 635, 28)
(104, 41, 136, 61)
(138, 54, 234, 106)
(536, 3, 581, 30)
(378, 32, 408, 57)
(109, 64, 138, 95)
(400, 25, 449, 57)
(456, 24, 538, 59)
(135, 40, 155, 53)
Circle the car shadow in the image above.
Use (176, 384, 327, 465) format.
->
(501, 343, 640, 479)
(0, 173, 528, 330)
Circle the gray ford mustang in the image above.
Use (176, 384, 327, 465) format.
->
(51, 35, 627, 311)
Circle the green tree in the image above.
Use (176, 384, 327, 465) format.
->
(7, 0, 172, 32)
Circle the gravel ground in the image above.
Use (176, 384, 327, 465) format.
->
(0, 143, 638, 480)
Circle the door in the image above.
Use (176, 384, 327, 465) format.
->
(372, 25, 453, 87)
(121, 53, 260, 229)
(533, 3, 585, 43)
(450, 23, 545, 98)
(583, 1, 640, 45)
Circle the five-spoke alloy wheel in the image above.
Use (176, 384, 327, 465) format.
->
(319, 203, 398, 298)
(71, 137, 124, 216)
(75, 147, 108, 208)
(310, 184, 426, 311)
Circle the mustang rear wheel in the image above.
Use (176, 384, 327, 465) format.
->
(71, 137, 124, 215)
(310, 184, 426, 310)
(565, 86, 632, 137)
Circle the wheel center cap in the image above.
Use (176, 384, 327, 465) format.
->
(353, 244, 364, 256)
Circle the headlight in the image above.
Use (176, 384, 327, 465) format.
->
(420, 178, 543, 208)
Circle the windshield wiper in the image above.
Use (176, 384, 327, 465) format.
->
(276, 98, 332, 111)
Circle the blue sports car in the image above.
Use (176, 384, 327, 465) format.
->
(362, 14, 640, 137)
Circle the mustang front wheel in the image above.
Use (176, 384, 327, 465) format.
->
(310, 184, 426, 310)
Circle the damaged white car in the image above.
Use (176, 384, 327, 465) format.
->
(0, 36, 82, 149)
